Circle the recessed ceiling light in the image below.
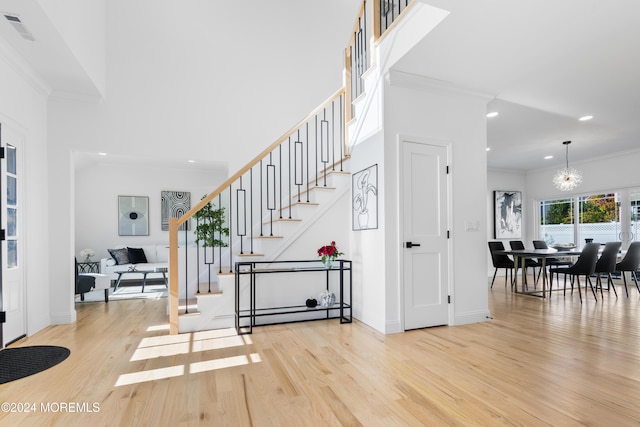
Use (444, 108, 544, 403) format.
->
(188, 160, 195, 163)
(579, 115, 593, 121)
(98, 152, 107, 156)
(544, 155, 553, 160)
(486, 147, 491, 152)
(486, 112, 499, 118)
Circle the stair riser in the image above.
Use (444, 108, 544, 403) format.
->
(294, 188, 336, 205)
(260, 220, 301, 236)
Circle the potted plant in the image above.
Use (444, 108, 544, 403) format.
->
(193, 195, 229, 247)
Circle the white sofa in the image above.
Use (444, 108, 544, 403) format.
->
(101, 245, 208, 300)
(101, 245, 169, 282)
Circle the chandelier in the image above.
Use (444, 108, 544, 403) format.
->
(552, 140, 583, 191)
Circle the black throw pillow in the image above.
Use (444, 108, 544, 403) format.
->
(127, 247, 148, 264)
(108, 248, 130, 265)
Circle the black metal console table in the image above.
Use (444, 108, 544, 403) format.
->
(234, 259, 352, 334)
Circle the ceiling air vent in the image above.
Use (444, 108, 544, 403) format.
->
(4, 14, 35, 41)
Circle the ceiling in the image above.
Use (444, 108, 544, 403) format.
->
(393, 0, 640, 172)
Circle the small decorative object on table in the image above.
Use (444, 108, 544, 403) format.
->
(317, 241, 344, 269)
(318, 289, 336, 308)
(79, 248, 95, 262)
(305, 298, 317, 308)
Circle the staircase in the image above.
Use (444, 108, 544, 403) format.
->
(167, 0, 414, 334)
(166, 88, 351, 334)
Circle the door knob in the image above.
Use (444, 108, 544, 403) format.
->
(405, 242, 421, 248)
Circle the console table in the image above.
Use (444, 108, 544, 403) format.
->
(234, 259, 352, 334)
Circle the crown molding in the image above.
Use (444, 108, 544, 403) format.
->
(49, 89, 104, 105)
(0, 37, 51, 98)
(386, 69, 494, 102)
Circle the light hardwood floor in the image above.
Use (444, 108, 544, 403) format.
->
(1, 278, 640, 426)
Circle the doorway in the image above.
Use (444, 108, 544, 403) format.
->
(1, 123, 26, 347)
(401, 139, 450, 330)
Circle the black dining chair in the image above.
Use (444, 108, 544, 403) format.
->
(594, 242, 622, 297)
(509, 240, 540, 288)
(488, 241, 514, 288)
(615, 241, 640, 296)
(549, 242, 601, 302)
(532, 240, 573, 284)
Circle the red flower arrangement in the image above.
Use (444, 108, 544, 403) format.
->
(317, 241, 344, 264)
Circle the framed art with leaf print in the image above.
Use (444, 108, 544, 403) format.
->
(352, 164, 378, 231)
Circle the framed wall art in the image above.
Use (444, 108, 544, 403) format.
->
(161, 190, 191, 231)
(118, 195, 149, 236)
(494, 190, 522, 239)
(352, 164, 378, 230)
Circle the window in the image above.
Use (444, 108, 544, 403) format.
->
(578, 194, 620, 243)
(539, 190, 636, 247)
(6, 144, 17, 268)
(539, 198, 574, 246)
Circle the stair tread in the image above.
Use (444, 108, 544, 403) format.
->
(280, 201, 319, 211)
(235, 253, 265, 257)
(263, 218, 302, 224)
(195, 290, 223, 296)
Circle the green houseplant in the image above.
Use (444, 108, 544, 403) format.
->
(193, 196, 229, 247)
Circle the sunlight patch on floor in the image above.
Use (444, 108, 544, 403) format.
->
(115, 365, 185, 387)
(117, 327, 262, 386)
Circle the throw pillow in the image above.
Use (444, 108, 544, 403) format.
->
(108, 248, 130, 265)
(127, 247, 148, 264)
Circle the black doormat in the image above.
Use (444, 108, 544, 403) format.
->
(0, 345, 70, 384)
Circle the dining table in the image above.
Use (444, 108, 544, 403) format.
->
(497, 248, 582, 298)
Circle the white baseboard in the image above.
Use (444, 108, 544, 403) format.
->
(452, 310, 492, 326)
(50, 310, 76, 324)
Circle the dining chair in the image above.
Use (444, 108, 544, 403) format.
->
(532, 240, 573, 285)
(509, 240, 540, 288)
(615, 241, 640, 296)
(594, 241, 622, 297)
(549, 242, 601, 303)
(488, 241, 514, 288)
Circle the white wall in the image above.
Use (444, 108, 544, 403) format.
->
(384, 73, 491, 329)
(349, 133, 386, 332)
(74, 161, 228, 261)
(0, 46, 51, 336)
(348, 67, 491, 334)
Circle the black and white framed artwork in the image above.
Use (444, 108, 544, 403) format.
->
(494, 190, 522, 239)
(118, 195, 149, 236)
(161, 190, 191, 231)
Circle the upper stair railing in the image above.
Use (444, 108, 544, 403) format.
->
(378, 0, 413, 36)
(345, 0, 415, 122)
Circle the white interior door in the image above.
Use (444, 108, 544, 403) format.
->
(402, 140, 449, 330)
(1, 124, 26, 347)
